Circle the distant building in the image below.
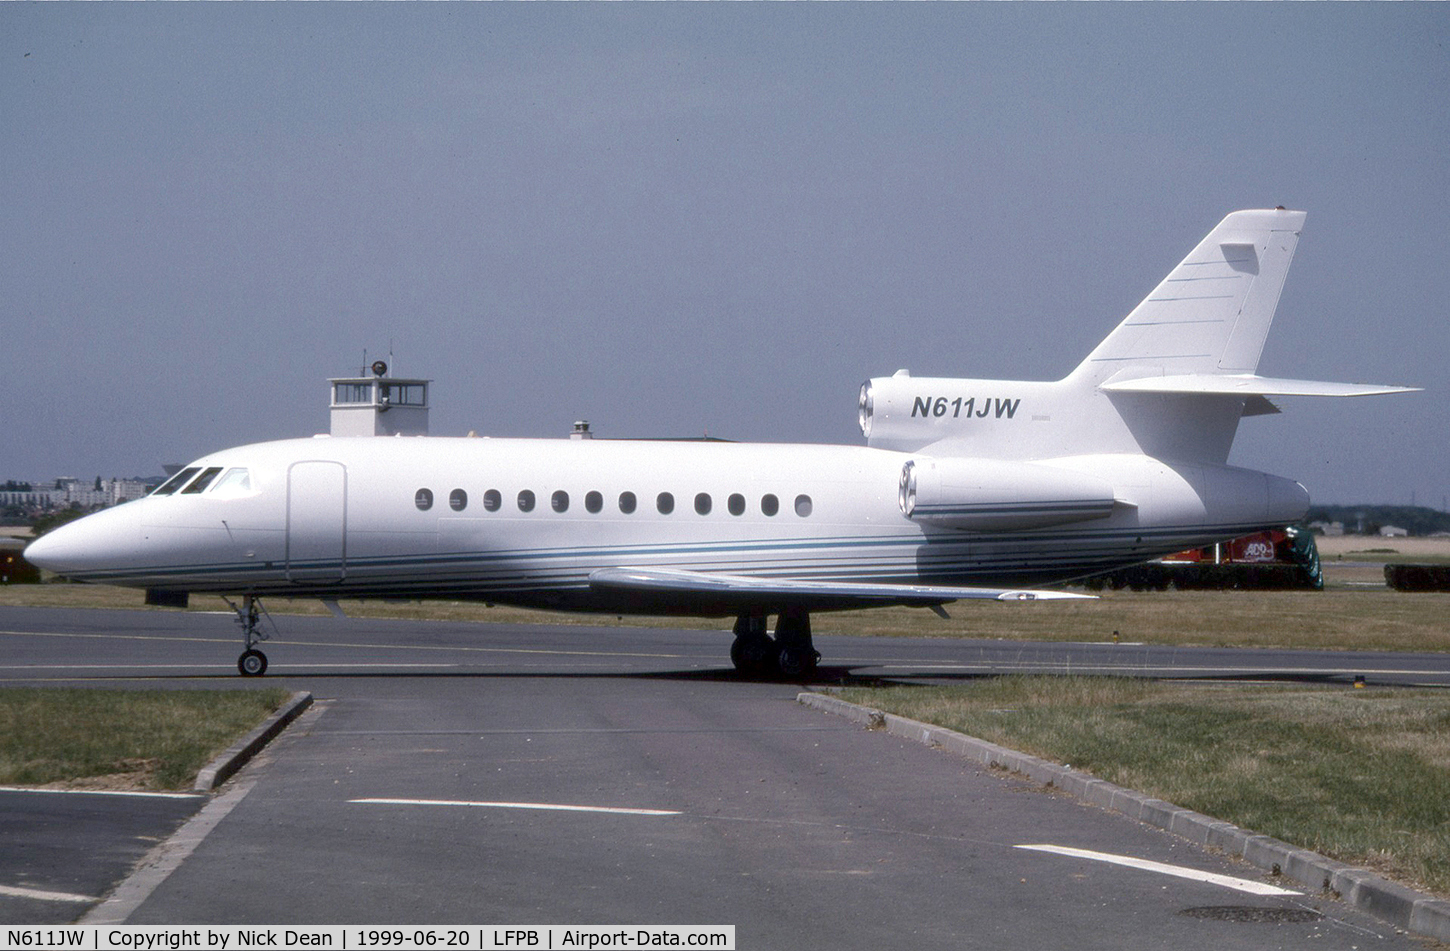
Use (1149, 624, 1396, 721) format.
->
(107, 479, 152, 504)
(0, 487, 55, 509)
(1, 476, 158, 513)
(1307, 520, 1345, 536)
(1379, 525, 1409, 537)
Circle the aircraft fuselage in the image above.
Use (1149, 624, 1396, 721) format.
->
(29, 435, 1308, 615)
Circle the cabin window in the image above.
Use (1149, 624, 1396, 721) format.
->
(694, 493, 712, 515)
(727, 493, 745, 516)
(415, 488, 434, 511)
(585, 491, 603, 514)
(449, 489, 468, 511)
(656, 492, 675, 515)
(761, 494, 779, 517)
(517, 490, 535, 512)
(552, 490, 569, 513)
(181, 467, 224, 494)
(619, 491, 637, 514)
(483, 489, 501, 512)
(152, 467, 200, 497)
(795, 494, 813, 517)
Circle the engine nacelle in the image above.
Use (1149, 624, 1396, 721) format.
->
(859, 372, 1065, 456)
(899, 456, 1117, 531)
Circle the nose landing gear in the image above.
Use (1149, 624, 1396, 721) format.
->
(224, 594, 272, 677)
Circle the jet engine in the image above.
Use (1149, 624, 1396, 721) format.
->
(898, 456, 1117, 532)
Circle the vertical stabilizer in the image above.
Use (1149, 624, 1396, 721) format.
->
(1070, 209, 1305, 387)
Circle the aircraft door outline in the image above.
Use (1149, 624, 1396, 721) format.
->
(286, 460, 347, 584)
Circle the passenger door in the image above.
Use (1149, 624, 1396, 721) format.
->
(286, 461, 347, 584)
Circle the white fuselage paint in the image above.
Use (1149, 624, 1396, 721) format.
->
(26, 434, 1308, 614)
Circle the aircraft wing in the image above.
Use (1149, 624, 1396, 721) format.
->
(588, 566, 1093, 611)
(1100, 373, 1420, 398)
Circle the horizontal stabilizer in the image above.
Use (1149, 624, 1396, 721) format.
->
(589, 566, 1092, 607)
(1100, 374, 1420, 398)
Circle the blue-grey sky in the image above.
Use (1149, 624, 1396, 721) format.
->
(4, 5, 1445, 506)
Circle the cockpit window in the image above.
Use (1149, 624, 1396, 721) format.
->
(181, 467, 224, 494)
(151, 467, 200, 497)
(210, 468, 253, 496)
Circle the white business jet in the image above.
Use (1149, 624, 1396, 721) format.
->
(26, 209, 1415, 677)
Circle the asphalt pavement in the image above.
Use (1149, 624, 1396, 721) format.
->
(1, 605, 1446, 948)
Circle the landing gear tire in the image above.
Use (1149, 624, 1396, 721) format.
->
(731, 636, 778, 678)
(773, 607, 819, 680)
(238, 648, 268, 677)
(730, 615, 777, 678)
(776, 645, 819, 680)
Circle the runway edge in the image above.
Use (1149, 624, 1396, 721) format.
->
(798, 689, 1450, 944)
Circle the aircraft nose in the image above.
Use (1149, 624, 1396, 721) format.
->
(24, 506, 141, 577)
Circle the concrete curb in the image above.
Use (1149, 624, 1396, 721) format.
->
(193, 691, 313, 792)
(798, 690, 1450, 944)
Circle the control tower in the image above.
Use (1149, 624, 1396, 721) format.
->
(329, 360, 430, 437)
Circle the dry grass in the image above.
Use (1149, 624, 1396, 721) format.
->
(1316, 534, 1450, 565)
(0, 687, 291, 791)
(843, 678, 1450, 899)
(817, 588, 1450, 653)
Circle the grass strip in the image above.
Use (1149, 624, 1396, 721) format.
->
(840, 677, 1450, 899)
(0, 687, 291, 791)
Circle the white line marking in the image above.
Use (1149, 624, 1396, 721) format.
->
(1015, 844, 1301, 897)
(0, 785, 201, 800)
(0, 883, 98, 903)
(351, 798, 681, 817)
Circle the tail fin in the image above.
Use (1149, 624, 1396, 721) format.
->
(1069, 208, 1305, 387)
(861, 209, 1417, 464)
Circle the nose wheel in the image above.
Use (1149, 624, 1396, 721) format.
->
(225, 594, 272, 677)
(238, 648, 268, 677)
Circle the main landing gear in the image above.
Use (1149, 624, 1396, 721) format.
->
(224, 594, 271, 677)
(730, 608, 821, 680)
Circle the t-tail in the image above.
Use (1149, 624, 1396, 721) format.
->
(860, 208, 1417, 466)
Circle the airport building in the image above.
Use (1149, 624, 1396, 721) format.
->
(328, 361, 430, 437)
